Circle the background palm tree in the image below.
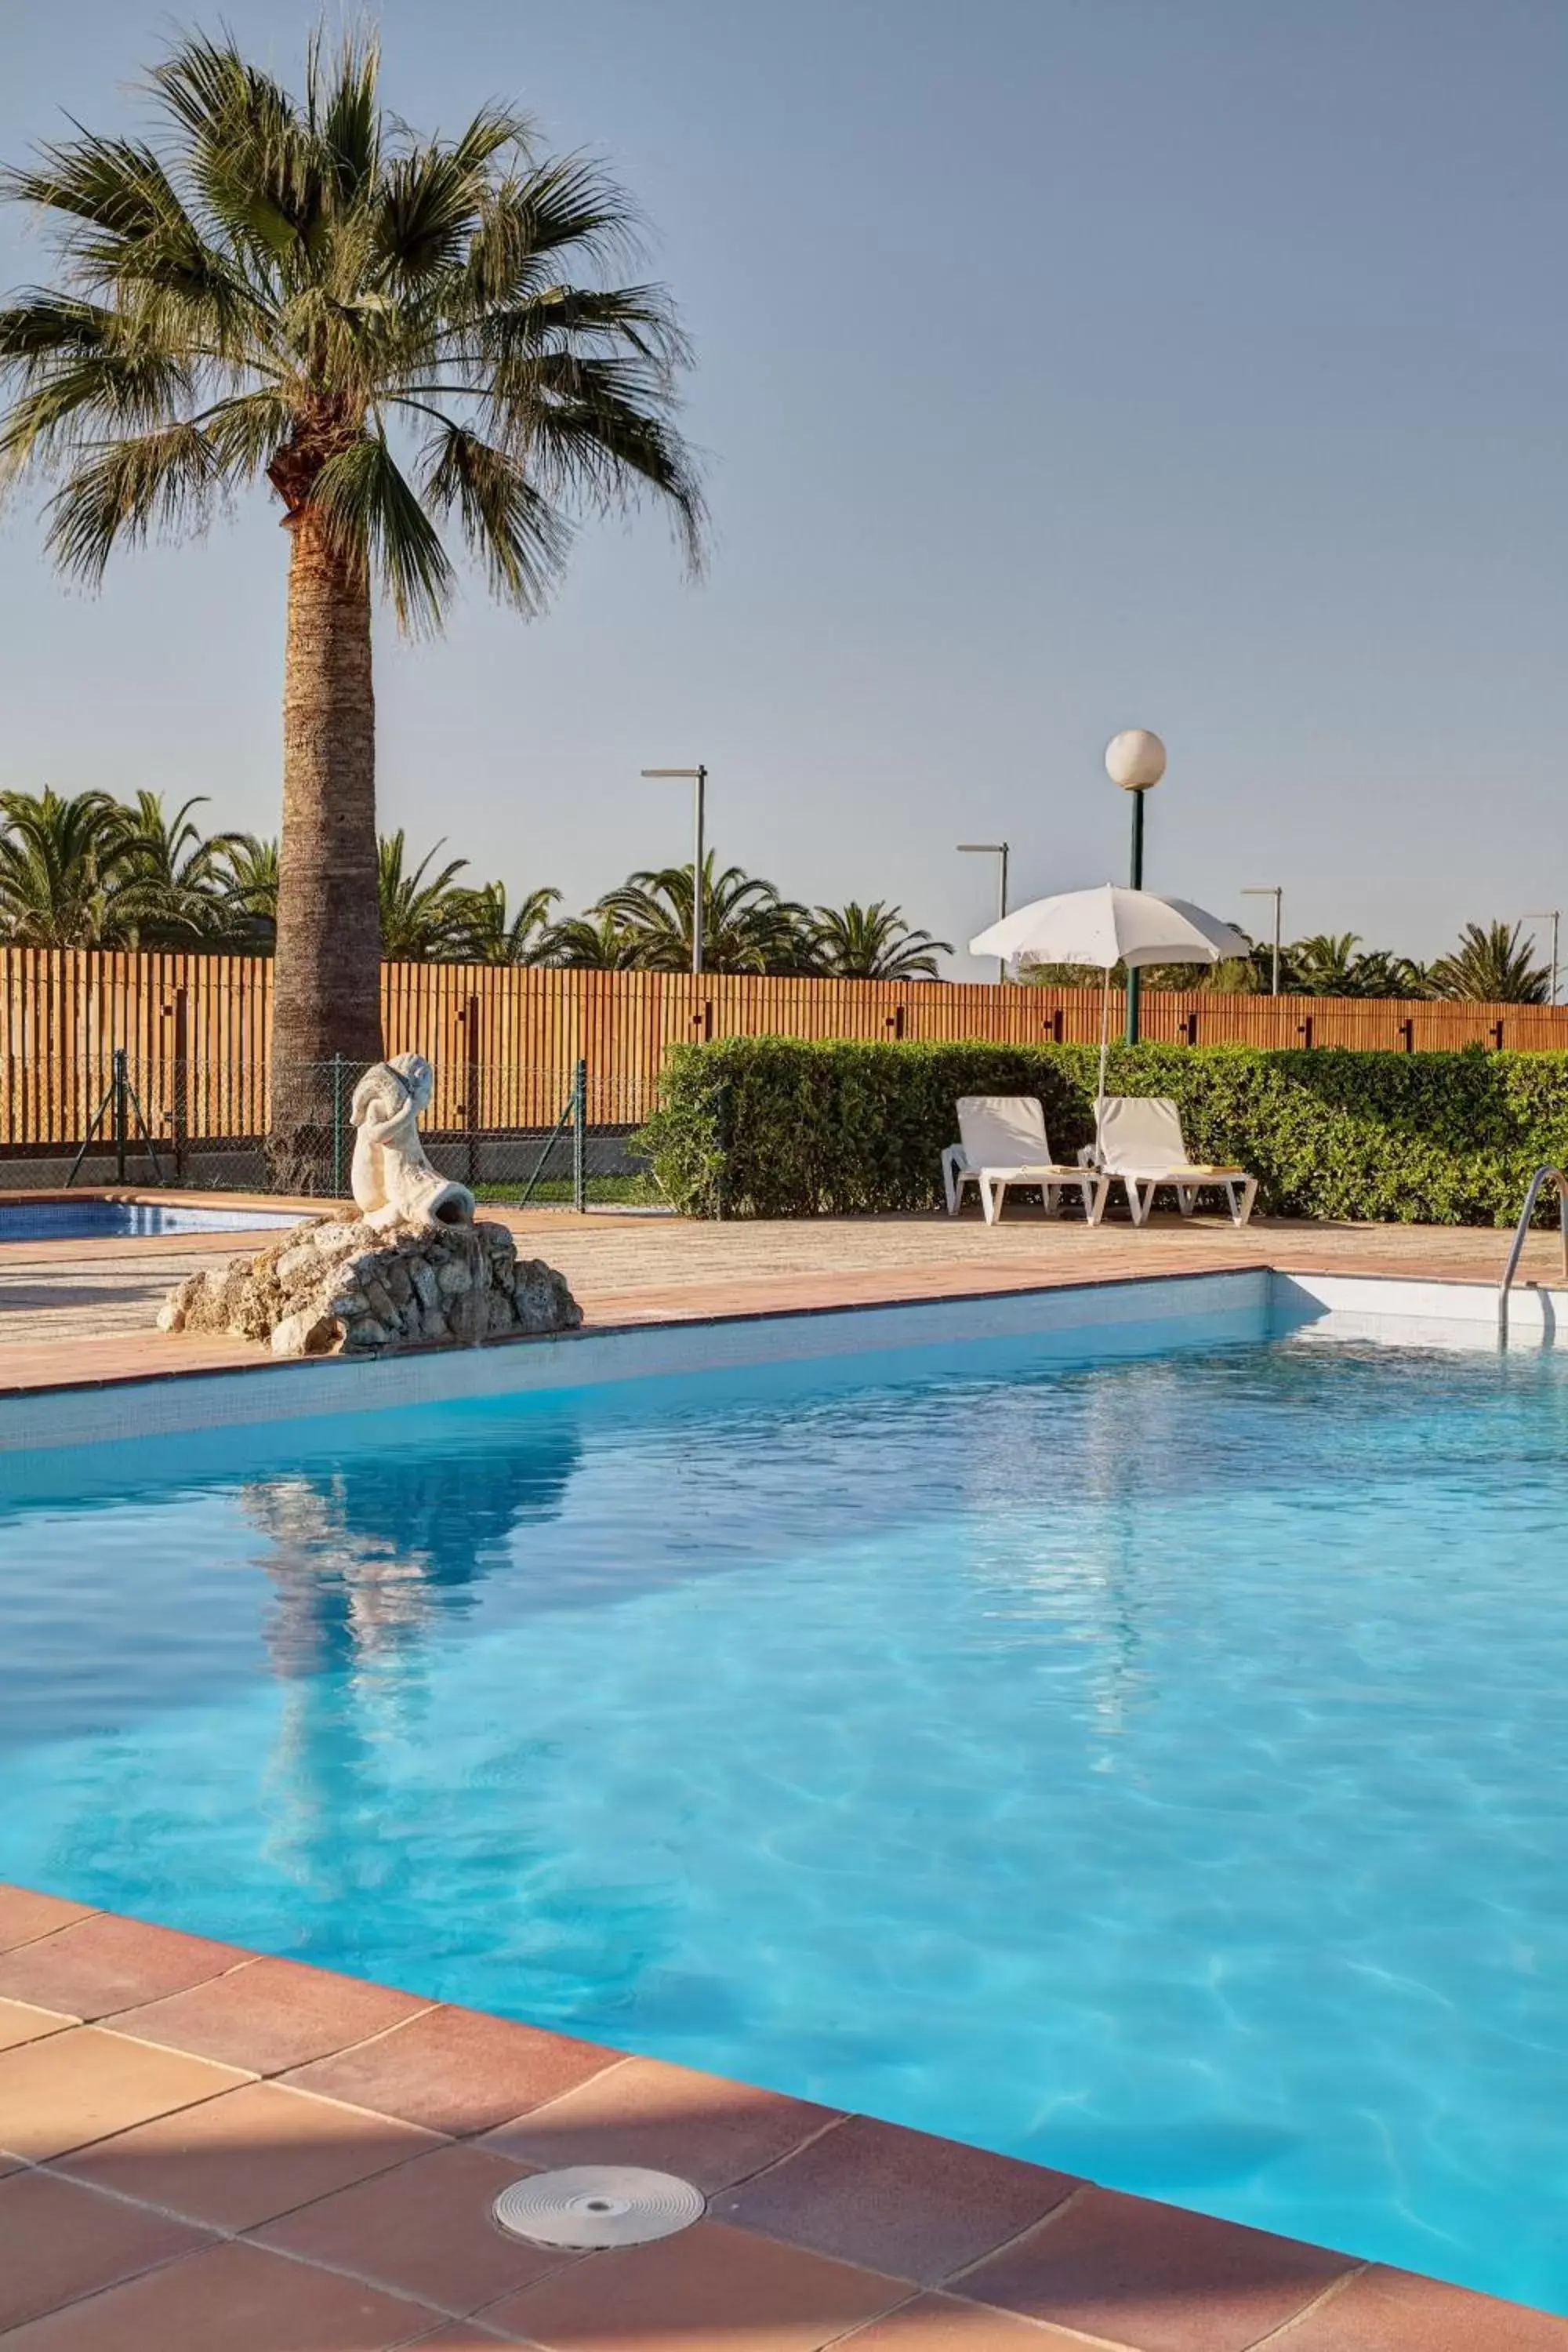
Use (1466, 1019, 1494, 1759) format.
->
(1341, 946, 1431, 999)
(811, 899, 951, 979)
(0, 28, 702, 1171)
(116, 791, 244, 946)
(376, 833, 470, 961)
(597, 855, 810, 973)
(450, 880, 560, 964)
(216, 834, 280, 948)
(538, 909, 640, 968)
(1428, 920, 1548, 1003)
(1283, 934, 1370, 995)
(0, 787, 134, 946)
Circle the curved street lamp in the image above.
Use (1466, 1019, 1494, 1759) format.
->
(1105, 729, 1167, 1040)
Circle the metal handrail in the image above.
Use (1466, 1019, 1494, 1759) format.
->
(1498, 1165, 1568, 1337)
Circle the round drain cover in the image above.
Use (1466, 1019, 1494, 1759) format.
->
(492, 2165, 706, 2249)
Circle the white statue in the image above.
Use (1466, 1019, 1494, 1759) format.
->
(350, 1053, 475, 1230)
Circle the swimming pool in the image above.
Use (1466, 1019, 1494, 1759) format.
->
(2, 1307, 1566, 2308)
(0, 1198, 297, 1241)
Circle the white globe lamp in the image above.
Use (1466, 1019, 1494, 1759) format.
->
(1105, 729, 1167, 792)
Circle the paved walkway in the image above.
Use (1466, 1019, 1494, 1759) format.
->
(2, 1885, 1563, 2350)
(0, 1200, 1554, 1395)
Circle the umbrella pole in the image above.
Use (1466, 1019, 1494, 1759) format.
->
(1095, 968, 1111, 1161)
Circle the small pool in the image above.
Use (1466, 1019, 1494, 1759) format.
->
(0, 1199, 297, 1241)
(2, 1308, 1566, 2307)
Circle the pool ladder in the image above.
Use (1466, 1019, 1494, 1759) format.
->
(1497, 1166, 1568, 1338)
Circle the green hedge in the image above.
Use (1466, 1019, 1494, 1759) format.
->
(636, 1037, 1568, 1223)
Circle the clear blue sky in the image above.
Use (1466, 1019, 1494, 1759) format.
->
(1, 0, 1563, 976)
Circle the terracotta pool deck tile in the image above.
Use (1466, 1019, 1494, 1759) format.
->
(833, 2290, 1109, 2347)
(119, 1951, 434, 2075)
(1275, 2263, 1568, 2349)
(0, 2024, 249, 2162)
(0, 1907, 245, 2020)
(253, 2141, 577, 2316)
(957, 2185, 1354, 2352)
(484, 2053, 840, 2195)
(280, 2004, 623, 2140)
(0, 1997, 75, 2053)
(0, 1886, 97, 1953)
(477, 2216, 909, 2351)
(52, 2077, 447, 2233)
(713, 2113, 1080, 2286)
(0, 2167, 213, 2333)
(0, 2239, 449, 2351)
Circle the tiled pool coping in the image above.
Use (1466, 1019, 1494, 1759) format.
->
(0, 1259, 1561, 1456)
(2, 1885, 1565, 2350)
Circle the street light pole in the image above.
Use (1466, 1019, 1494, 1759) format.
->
(1241, 887, 1283, 994)
(957, 842, 1010, 981)
(641, 766, 708, 975)
(1525, 909, 1562, 1005)
(1105, 730, 1167, 1044)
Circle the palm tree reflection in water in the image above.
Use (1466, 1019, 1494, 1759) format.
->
(241, 1423, 583, 1916)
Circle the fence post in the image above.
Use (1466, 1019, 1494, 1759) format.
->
(112, 1047, 128, 1183)
(330, 1054, 346, 1197)
(172, 988, 189, 1182)
(464, 993, 481, 1190)
(572, 1056, 586, 1214)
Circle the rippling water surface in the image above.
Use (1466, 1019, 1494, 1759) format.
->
(2, 1322, 1566, 2307)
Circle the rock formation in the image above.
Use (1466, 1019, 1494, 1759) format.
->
(159, 1213, 582, 1357)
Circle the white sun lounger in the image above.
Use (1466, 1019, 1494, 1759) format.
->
(1095, 1096, 1258, 1229)
(942, 1096, 1109, 1226)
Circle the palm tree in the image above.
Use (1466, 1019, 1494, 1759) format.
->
(811, 899, 951, 980)
(1346, 947, 1431, 1000)
(0, 787, 136, 945)
(538, 908, 639, 968)
(216, 834, 280, 947)
(0, 31, 702, 1164)
(1283, 934, 1369, 995)
(597, 855, 810, 973)
(1428, 921, 1548, 1004)
(449, 880, 560, 964)
(376, 833, 470, 960)
(116, 790, 244, 946)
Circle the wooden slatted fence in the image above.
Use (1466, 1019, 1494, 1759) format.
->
(1, 949, 1565, 1149)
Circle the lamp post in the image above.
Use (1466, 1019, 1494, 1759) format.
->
(1525, 909, 1562, 1006)
(1241, 887, 1283, 994)
(1105, 729, 1167, 1041)
(957, 842, 1010, 981)
(640, 766, 708, 975)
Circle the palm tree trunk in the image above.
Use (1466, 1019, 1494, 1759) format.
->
(267, 505, 383, 1189)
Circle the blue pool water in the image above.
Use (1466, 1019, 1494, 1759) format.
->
(0, 1200, 296, 1240)
(2, 1321, 1566, 2307)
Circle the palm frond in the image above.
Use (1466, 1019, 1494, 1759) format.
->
(306, 28, 381, 205)
(419, 419, 569, 611)
(42, 422, 223, 580)
(374, 149, 488, 289)
(464, 157, 643, 302)
(0, 302, 198, 474)
(313, 432, 453, 631)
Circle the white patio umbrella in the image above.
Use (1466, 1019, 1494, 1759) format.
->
(969, 884, 1251, 1157)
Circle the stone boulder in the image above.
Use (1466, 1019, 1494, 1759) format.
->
(158, 1214, 582, 1358)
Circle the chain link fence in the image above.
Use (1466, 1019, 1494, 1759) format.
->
(0, 1054, 660, 1210)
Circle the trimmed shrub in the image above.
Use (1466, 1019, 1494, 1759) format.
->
(636, 1037, 1568, 1224)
